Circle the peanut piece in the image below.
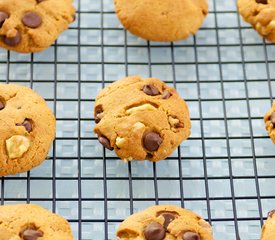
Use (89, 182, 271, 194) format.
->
(126, 104, 157, 115)
(115, 137, 126, 148)
(6, 135, 30, 159)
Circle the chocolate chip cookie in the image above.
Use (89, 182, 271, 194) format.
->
(114, 0, 208, 42)
(94, 76, 191, 162)
(238, 0, 275, 42)
(0, 0, 75, 53)
(116, 205, 213, 240)
(264, 103, 275, 143)
(260, 210, 275, 240)
(0, 83, 56, 176)
(0, 204, 73, 240)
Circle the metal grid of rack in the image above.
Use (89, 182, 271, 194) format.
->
(1, 0, 275, 239)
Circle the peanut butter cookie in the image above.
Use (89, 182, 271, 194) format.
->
(94, 76, 191, 162)
(0, 83, 56, 176)
(238, 0, 275, 42)
(0, 204, 73, 240)
(0, 0, 75, 53)
(117, 205, 213, 240)
(114, 0, 208, 42)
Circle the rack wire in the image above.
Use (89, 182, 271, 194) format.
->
(1, 0, 275, 239)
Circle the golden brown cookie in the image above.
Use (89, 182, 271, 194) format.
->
(114, 0, 208, 42)
(0, 83, 56, 176)
(264, 103, 275, 143)
(0, 0, 75, 53)
(238, 0, 275, 42)
(94, 76, 191, 162)
(0, 204, 73, 240)
(116, 205, 213, 240)
(260, 210, 275, 240)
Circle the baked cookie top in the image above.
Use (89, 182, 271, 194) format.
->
(264, 102, 275, 143)
(116, 205, 213, 240)
(114, 0, 208, 42)
(0, 0, 75, 53)
(94, 76, 191, 162)
(0, 84, 56, 176)
(261, 210, 275, 240)
(238, 0, 275, 42)
(0, 204, 73, 240)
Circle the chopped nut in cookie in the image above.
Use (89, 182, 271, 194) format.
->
(115, 137, 126, 148)
(162, 90, 171, 99)
(6, 135, 30, 159)
(168, 116, 184, 129)
(126, 103, 157, 115)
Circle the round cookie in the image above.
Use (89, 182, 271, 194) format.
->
(238, 0, 275, 42)
(116, 205, 213, 240)
(0, 0, 75, 53)
(0, 83, 56, 176)
(260, 210, 275, 240)
(114, 0, 208, 42)
(94, 76, 191, 162)
(0, 204, 73, 240)
(264, 103, 275, 143)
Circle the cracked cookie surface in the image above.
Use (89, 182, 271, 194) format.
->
(94, 76, 191, 162)
(0, 83, 55, 176)
(0, 0, 75, 53)
(264, 102, 275, 143)
(0, 204, 73, 240)
(116, 205, 213, 240)
(114, 0, 208, 42)
(238, 0, 275, 42)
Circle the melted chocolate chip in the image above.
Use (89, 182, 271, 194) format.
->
(270, 112, 275, 125)
(182, 232, 200, 240)
(162, 90, 171, 99)
(268, 209, 275, 218)
(0, 11, 9, 27)
(143, 132, 162, 152)
(142, 85, 160, 96)
(161, 213, 176, 229)
(22, 229, 43, 240)
(17, 119, 32, 133)
(4, 31, 21, 46)
(144, 222, 165, 240)
(256, 0, 268, 3)
(0, 101, 4, 110)
(22, 12, 42, 28)
(98, 136, 113, 150)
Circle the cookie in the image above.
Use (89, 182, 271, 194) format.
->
(0, 204, 73, 240)
(264, 103, 275, 143)
(116, 205, 213, 240)
(0, 83, 56, 176)
(238, 0, 275, 42)
(114, 0, 208, 42)
(94, 76, 191, 162)
(260, 210, 275, 240)
(0, 0, 75, 53)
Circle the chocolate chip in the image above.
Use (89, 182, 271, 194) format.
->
(4, 31, 21, 46)
(142, 85, 160, 96)
(162, 90, 171, 99)
(0, 101, 4, 110)
(22, 12, 42, 28)
(98, 136, 113, 150)
(270, 112, 275, 125)
(36, 0, 47, 3)
(268, 209, 275, 218)
(22, 229, 43, 240)
(0, 12, 9, 27)
(143, 132, 162, 152)
(144, 223, 165, 240)
(17, 119, 32, 133)
(256, 0, 268, 3)
(182, 232, 200, 240)
(161, 213, 176, 229)
(95, 108, 103, 124)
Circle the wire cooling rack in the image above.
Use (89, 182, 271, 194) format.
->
(1, 0, 275, 239)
